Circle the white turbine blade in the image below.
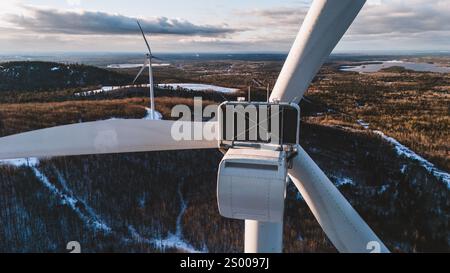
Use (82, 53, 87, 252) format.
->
(137, 20, 152, 55)
(270, 0, 366, 103)
(133, 59, 149, 84)
(288, 145, 389, 253)
(151, 55, 163, 61)
(252, 78, 264, 87)
(0, 119, 217, 160)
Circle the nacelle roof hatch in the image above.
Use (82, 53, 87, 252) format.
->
(218, 101, 300, 150)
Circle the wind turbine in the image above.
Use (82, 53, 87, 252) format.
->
(0, 0, 390, 253)
(252, 78, 271, 102)
(133, 20, 157, 120)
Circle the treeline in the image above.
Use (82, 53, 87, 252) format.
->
(0, 96, 224, 137)
(0, 85, 250, 104)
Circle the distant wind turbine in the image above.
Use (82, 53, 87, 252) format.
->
(133, 20, 159, 120)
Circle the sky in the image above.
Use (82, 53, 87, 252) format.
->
(0, 0, 448, 53)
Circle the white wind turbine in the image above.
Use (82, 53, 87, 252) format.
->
(133, 20, 157, 120)
(0, 0, 390, 253)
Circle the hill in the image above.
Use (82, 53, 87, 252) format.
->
(0, 61, 131, 92)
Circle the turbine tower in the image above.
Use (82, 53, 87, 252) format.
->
(133, 20, 157, 120)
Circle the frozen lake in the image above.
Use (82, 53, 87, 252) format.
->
(74, 84, 150, 96)
(340, 60, 450, 73)
(158, 83, 239, 93)
(74, 82, 238, 96)
(107, 63, 170, 68)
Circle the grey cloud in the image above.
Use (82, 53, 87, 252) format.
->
(238, 0, 450, 51)
(238, 7, 308, 26)
(7, 6, 237, 36)
(349, 1, 450, 36)
(245, 1, 450, 36)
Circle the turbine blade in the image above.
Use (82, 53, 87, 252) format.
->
(132, 59, 149, 84)
(288, 145, 390, 253)
(137, 20, 152, 55)
(151, 55, 163, 61)
(0, 119, 218, 160)
(270, 0, 366, 103)
(252, 78, 264, 87)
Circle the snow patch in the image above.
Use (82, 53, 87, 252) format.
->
(158, 83, 238, 93)
(0, 157, 39, 167)
(400, 164, 407, 174)
(357, 119, 370, 129)
(153, 234, 202, 253)
(31, 166, 112, 233)
(126, 180, 206, 253)
(1, 158, 112, 233)
(296, 191, 303, 201)
(155, 180, 205, 252)
(105, 107, 162, 121)
(340, 60, 450, 73)
(378, 185, 389, 194)
(375, 131, 450, 188)
(74, 84, 150, 96)
(334, 176, 355, 187)
(386, 60, 404, 64)
(144, 108, 162, 120)
(128, 226, 203, 253)
(74, 82, 238, 97)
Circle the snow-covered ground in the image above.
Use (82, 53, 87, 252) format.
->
(158, 83, 239, 93)
(146, 180, 204, 253)
(0, 110, 207, 252)
(143, 107, 162, 120)
(152, 234, 202, 253)
(74, 82, 238, 97)
(378, 184, 389, 194)
(106, 107, 162, 121)
(32, 166, 113, 233)
(353, 117, 449, 188)
(0, 155, 202, 252)
(128, 225, 203, 253)
(356, 119, 370, 129)
(74, 84, 151, 96)
(333, 176, 355, 187)
(0, 157, 113, 233)
(340, 60, 450, 73)
(374, 131, 450, 189)
(0, 157, 39, 167)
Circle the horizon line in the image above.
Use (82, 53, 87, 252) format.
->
(1, 50, 450, 56)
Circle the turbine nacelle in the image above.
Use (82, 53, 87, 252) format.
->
(217, 148, 288, 223)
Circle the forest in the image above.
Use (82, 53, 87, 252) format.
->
(0, 61, 131, 92)
(0, 58, 448, 252)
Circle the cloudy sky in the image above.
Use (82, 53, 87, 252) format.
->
(0, 0, 448, 53)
